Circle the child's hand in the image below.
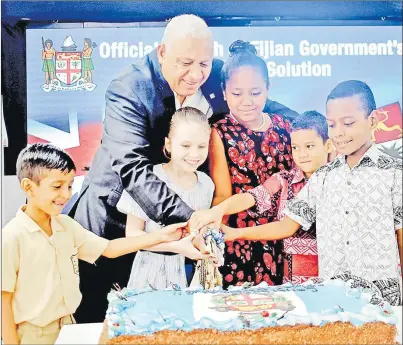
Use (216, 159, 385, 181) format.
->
(191, 229, 209, 253)
(189, 206, 224, 233)
(220, 224, 238, 242)
(159, 222, 188, 242)
(177, 233, 214, 260)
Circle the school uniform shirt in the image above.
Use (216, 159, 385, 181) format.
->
(283, 145, 402, 305)
(1, 206, 108, 327)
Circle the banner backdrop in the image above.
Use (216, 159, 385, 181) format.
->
(26, 26, 403, 174)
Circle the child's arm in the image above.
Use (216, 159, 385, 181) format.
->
(189, 193, 256, 232)
(125, 214, 205, 260)
(102, 222, 186, 258)
(71, 216, 187, 264)
(392, 165, 403, 270)
(223, 175, 319, 242)
(125, 213, 146, 237)
(209, 128, 232, 206)
(1, 291, 18, 345)
(222, 216, 300, 242)
(1, 230, 19, 345)
(397, 228, 402, 269)
(189, 174, 283, 232)
(118, 190, 194, 256)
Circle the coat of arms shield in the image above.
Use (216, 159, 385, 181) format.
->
(55, 51, 82, 85)
(41, 35, 97, 92)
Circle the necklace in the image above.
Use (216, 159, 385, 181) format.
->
(250, 113, 266, 131)
(229, 112, 267, 131)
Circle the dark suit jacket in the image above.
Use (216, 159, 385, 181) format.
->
(70, 49, 298, 239)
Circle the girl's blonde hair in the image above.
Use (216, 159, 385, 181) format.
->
(163, 106, 211, 159)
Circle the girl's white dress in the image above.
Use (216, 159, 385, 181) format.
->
(116, 164, 214, 291)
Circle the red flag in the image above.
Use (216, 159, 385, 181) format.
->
(28, 122, 102, 176)
(372, 102, 403, 144)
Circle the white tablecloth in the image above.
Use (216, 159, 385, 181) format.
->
(55, 307, 402, 344)
(55, 323, 103, 345)
(396, 306, 403, 344)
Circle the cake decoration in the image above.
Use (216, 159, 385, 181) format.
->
(190, 227, 225, 289)
(104, 278, 398, 344)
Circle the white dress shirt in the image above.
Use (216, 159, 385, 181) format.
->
(284, 145, 402, 305)
(174, 89, 213, 118)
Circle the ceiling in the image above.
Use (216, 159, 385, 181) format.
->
(2, 1, 402, 25)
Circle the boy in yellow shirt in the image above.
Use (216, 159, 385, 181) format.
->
(2, 143, 188, 344)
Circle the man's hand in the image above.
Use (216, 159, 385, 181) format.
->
(220, 224, 238, 242)
(159, 222, 188, 242)
(177, 233, 214, 260)
(189, 206, 225, 233)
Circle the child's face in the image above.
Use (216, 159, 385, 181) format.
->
(326, 95, 377, 156)
(291, 129, 330, 176)
(165, 121, 210, 173)
(24, 169, 75, 216)
(224, 66, 268, 125)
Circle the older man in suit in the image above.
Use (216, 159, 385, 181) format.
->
(71, 14, 298, 323)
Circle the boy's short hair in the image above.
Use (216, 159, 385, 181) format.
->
(16, 143, 76, 183)
(326, 80, 376, 117)
(290, 110, 329, 141)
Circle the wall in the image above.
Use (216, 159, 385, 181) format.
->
(1, 175, 26, 227)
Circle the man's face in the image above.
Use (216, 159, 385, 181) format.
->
(158, 36, 213, 97)
(291, 129, 330, 176)
(26, 169, 75, 216)
(326, 95, 377, 156)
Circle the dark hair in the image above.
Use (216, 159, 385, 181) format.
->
(84, 38, 97, 49)
(16, 143, 76, 183)
(326, 80, 376, 117)
(291, 110, 329, 142)
(221, 40, 269, 90)
(44, 39, 53, 48)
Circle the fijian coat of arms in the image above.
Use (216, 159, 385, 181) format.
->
(210, 292, 295, 313)
(41, 36, 97, 92)
(209, 292, 295, 324)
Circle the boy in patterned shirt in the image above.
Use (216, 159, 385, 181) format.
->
(197, 80, 402, 305)
(191, 111, 332, 284)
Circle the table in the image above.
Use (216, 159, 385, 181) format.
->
(55, 323, 103, 344)
(55, 307, 402, 344)
(396, 307, 403, 344)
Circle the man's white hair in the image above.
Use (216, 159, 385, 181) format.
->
(161, 14, 213, 46)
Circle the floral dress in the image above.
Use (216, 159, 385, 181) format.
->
(213, 113, 293, 288)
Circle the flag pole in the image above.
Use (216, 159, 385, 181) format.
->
(42, 37, 52, 83)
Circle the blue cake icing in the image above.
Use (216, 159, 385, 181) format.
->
(105, 279, 398, 339)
